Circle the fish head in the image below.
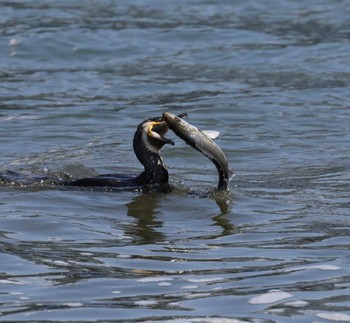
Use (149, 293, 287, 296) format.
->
(162, 112, 193, 141)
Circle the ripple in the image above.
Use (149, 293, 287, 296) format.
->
(1, 0, 350, 321)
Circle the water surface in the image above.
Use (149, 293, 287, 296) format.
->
(1, 0, 350, 321)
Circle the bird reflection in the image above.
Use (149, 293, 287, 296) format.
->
(124, 190, 236, 242)
(125, 193, 165, 244)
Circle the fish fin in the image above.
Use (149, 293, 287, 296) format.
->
(201, 130, 220, 139)
(229, 169, 235, 181)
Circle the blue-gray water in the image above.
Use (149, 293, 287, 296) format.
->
(1, 1, 350, 322)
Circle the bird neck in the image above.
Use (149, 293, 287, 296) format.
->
(133, 134, 169, 185)
(142, 150, 168, 182)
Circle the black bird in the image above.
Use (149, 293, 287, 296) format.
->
(66, 114, 186, 189)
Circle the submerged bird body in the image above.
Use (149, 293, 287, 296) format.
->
(163, 112, 231, 190)
(66, 116, 176, 189)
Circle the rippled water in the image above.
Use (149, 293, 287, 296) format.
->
(1, 1, 350, 321)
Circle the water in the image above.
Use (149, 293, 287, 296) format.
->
(1, 0, 350, 321)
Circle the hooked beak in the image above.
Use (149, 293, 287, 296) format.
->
(148, 121, 174, 146)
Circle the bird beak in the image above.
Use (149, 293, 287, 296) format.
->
(148, 121, 175, 145)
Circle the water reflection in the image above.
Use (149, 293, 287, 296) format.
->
(212, 213, 236, 236)
(125, 189, 236, 242)
(211, 190, 236, 236)
(125, 193, 165, 244)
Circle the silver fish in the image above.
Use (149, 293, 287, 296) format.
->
(163, 112, 232, 190)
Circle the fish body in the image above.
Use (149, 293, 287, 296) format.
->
(163, 112, 232, 190)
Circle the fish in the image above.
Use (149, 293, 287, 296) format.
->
(163, 112, 233, 190)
